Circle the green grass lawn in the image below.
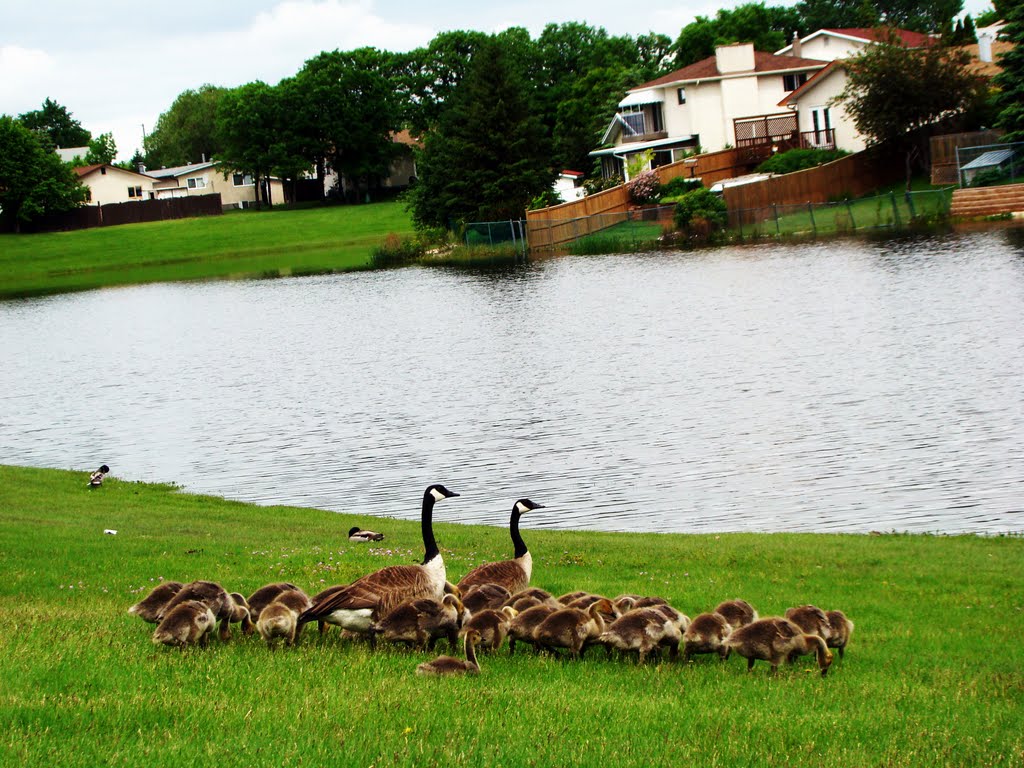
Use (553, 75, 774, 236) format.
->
(1, 464, 1021, 767)
(0, 202, 415, 299)
(568, 220, 665, 254)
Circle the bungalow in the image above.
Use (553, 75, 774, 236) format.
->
(146, 161, 285, 209)
(74, 164, 156, 205)
(591, 43, 829, 179)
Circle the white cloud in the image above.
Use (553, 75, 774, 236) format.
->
(0, 46, 60, 115)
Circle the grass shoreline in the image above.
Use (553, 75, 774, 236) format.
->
(1, 464, 1021, 767)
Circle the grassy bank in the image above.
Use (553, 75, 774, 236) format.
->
(0, 202, 414, 299)
(0, 464, 1021, 767)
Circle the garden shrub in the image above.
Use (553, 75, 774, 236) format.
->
(674, 188, 728, 235)
(756, 148, 849, 175)
(583, 174, 623, 195)
(627, 170, 661, 204)
(659, 176, 703, 199)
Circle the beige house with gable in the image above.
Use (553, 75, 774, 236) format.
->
(146, 161, 285, 209)
(74, 164, 156, 205)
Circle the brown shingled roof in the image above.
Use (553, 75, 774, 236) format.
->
(634, 50, 829, 90)
(824, 27, 934, 48)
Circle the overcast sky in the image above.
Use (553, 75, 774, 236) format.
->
(1, 0, 994, 162)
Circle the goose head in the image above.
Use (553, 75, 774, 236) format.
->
(513, 498, 545, 515)
(427, 484, 460, 502)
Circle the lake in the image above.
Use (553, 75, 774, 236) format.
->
(2, 228, 1023, 535)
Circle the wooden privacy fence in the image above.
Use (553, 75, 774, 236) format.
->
(722, 148, 903, 226)
(526, 148, 756, 250)
(22, 194, 223, 233)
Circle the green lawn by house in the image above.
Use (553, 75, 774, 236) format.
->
(0, 202, 415, 299)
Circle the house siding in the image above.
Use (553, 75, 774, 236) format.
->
(790, 69, 867, 152)
(79, 167, 155, 205)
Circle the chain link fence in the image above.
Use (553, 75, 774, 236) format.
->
(955, 141, 1023, 188)
(462, 219, 529, 255)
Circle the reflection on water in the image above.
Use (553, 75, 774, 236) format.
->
(2, 229, 1023, 534)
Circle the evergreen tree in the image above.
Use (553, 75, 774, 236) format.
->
(993, 0, 1024, 141)
(17, 98, 91, 148)
(408, 36, 553, 228)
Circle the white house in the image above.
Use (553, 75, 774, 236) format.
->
(74, 164, 156, 205)
(591, 43, 830, 179)
(146, 161, 285, 209)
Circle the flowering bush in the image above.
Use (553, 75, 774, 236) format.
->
(627, 170, 661, 204)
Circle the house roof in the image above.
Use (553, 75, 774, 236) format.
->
(633, 50, 828, 90)
(392, 129, 422, 147)
(775, 27, 934, 55)
(145, 161, 218, 179)
(589, 135, 697, 157)
(74, 163, 154, 180)
(961, 148, 1016, 171)
(958, 39, 1015, 78)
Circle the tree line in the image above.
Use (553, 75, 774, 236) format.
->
(3, 0, 1021, 233)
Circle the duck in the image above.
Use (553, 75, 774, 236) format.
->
(88, 464, 110, 488)
(714, 599, 758, 630)
(457, 499, 544, 595)
(534, 599, 615, 658)
(157, 580, 242, 642)
(825, 609, 855, 657)
(461, 606, 518, 652)
(299, 484, 460, 635)
(369, 594, 466, 651)
(507, 603, 559, 655)
(246, 582, 302, 623)
(152, 600, 217, 647)
(682, 612, 732, 662)
(256, 588, 312, 648)
(462, 583, 512, 614)
(128, 581, 184, 623)
(725, 617, 834, 676)
(348, 526, 385, 542)
(416, 629, 482, 676)
(599, 607, 683, 663)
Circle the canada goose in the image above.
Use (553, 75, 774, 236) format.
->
(158, 580, 239, 642)
(535, 599, 615, 658)
(725, 617, 834, 676)
(462, 583, 512, 614)
(682, 612, 732, 662)
(246, 582, 302, 622)
(825, 610, 854, 657)
(416, 629, 482, 676)
(370, 594, 465, 651)
(599, 607, 682, 663)
(256, 588, 312, 648)
(785, 605, 831, 640)
(349, 526, 385, 542)
(128, 581, 184, 623)
(152, 600, 217, 647)
(88, 465, 110, 488)
(462, 606, 518, 652)
(715, 599, 758, 629)
(458, 499, 544, 594)
(299, 484, 460, 635)
(507, 603, 559, 655)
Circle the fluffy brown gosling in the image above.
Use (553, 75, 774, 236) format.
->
(726, 617, 834, 676)
(507, 603, 559, 655)
(825, 609, 854, 657)
(535, 599, 615, 658)
(370, 594, 465, 651)
(256, 589, 312, 648)
(128, 581, 184, 623)
(599, 607, 682, 663)
(682, 612, 733, 662)
(416, 629, 482, 676)
(158, 580, 239, 642)
(152, 600, 217, 648)
(462, 606, 518, 652)
(714, 599, 758, 630)
(462, 583, 512, 613)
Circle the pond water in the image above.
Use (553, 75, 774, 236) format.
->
(3, 228, 1023, 535)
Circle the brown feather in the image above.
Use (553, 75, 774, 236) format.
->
(458, 559, 528, 595)
(305, 564, 438, 621)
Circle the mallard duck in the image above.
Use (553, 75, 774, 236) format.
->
(725, 617, 834, 676)
(348, 527, 385, 542)
(152, 600, 217, 647)
(299, 484, 460, 635)
(458, 499, 544, 594)
(128, 581, 184, 623)
(88, 465, 110, 488)
(416, 629, 482, 676)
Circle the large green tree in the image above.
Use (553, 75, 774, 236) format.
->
(836, 36, 989, 184)
(671, 3, 803, 68)
(408, 35, 553, 228)
(84, 132, 117, 165)
(145, 84, 227, 168)
(17, 98, 91, 148)
(0, 115, 87, 232)
(795, 0, 880, 30)
(216, 82, 282, 207)
(993, 0, 1024, 141)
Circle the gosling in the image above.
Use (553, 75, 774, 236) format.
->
(462, 606, 518, 652)
(682, 612, 732, 662)
(726, 617, 834, 676)
(599, 607, 682, 663)
(825, 609, 854, 658)
(370, 594, 465, 651)
(715, 599, 758, 629)
(256, 589, 312, 649)
(416, 629, 482, 676)
(128, 581, 184, 623)
(534, 599, 615, 659)
(152, 600, 217, 648)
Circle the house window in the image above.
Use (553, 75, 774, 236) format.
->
(100, 167, 106, 175)
(783, 73, 808, 92)
(620, 105, 646, 136)
(186, 176, 207, 189)
(232, 173, 254, 186)
(809, 106, 832, 146)
(127, 186, 143, 198)
(677, 87, 687, 105)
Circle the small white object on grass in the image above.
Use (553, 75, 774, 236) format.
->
(104, 529, 117, 535)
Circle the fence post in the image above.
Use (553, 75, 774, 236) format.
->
(955, 145, 963, 188)
(890, 191, 902, 229)
(905, 190, 916, 219)
(846, 199, 856, 230)
(773, 203, 780, 235)
(807, 202, 816, 235)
